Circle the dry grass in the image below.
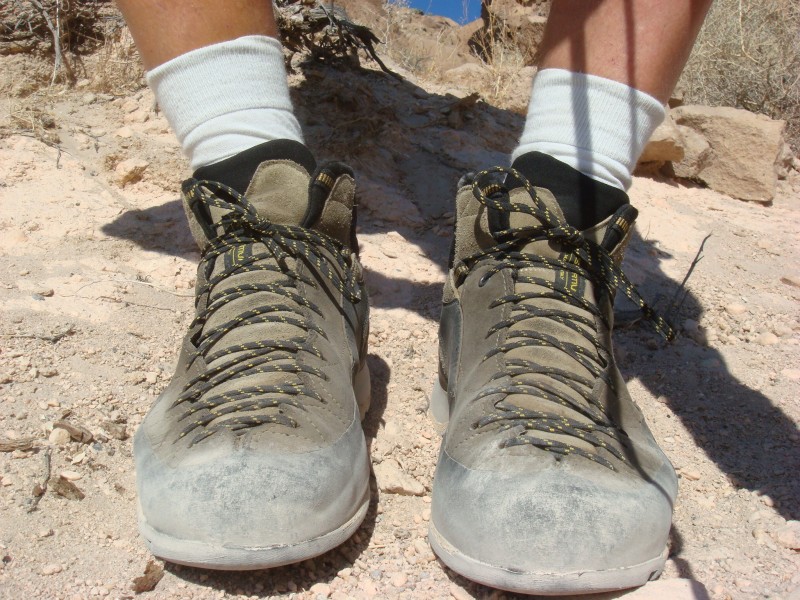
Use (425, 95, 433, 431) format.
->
(680, 0, 800, 148)
(467, 13, 530, 111)
(80, 22, 144, 93)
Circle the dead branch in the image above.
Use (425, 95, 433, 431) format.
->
(666, 233, 712, 321)
(275, 0, 398, 77)
(27, 0, 73, 83)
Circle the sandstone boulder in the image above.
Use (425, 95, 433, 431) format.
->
(672, 124, 712, 180)
(671, 105, 785, 203)
(639, 113, 685, 164)
(441, 62, 489, 88)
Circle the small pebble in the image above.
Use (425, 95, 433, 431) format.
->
(780, 275, 800, 288)
(681, 468, 701, 481)
(359, 579, 377, 597)
(41, 564, 63, 575)
(413, 538, 435, 561)
(725, 303, 747, 316)
(309, 582, 331, 598)
(756, 331, 779, 346)
(48, 428, 71, 446)
(390, 572, 408, 587)
(450, 583, 472, 600)
(59, 470, 82, 481)
(773, 521, 800, 550)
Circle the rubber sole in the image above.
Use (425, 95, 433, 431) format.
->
(428, 521, 667, 596)
(428, 377, 450, 426)
(139, 486, 370, 570)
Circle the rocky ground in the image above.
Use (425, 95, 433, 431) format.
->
(1, 24, 800, 600)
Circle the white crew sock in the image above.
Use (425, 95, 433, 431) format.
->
(146, 35, 303, 170)
(511, 68, 665, 190)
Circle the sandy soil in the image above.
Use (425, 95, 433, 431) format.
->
(1, 49, 799, 600)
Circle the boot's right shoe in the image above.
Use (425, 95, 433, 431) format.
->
(429, 155, 678, 595)
(134, 140, 371, 570)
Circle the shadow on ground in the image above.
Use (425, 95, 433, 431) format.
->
(617, 231, 799, 522)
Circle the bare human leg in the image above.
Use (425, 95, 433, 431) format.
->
(514, 0, 713, 191)
(115, 0, 278, 70)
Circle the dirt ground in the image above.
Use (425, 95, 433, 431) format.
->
(1, 44, 799, 600)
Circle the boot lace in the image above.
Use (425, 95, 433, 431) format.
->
(173, 179, 362, 446)
(456, 167, 674, 470)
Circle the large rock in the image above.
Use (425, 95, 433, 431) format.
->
(672, 124, 712, 180)
(639, 113, 685, 164)
(671, 105, 785, 203)
(385, 11, 481, 74)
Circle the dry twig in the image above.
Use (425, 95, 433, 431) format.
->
(666, 234, 712, 322)
(26, 447, 51, 513)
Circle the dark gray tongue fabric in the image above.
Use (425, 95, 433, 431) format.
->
(194, 139, 316, 197)
(192, 139, 317, 229)
(510, 151, 629, 230)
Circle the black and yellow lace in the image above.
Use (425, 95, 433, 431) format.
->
(458, 167, 675, 471)
(173, 179, 361, 446)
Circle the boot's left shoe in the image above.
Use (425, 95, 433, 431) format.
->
(135, 141, 371, 570)
(430, 153, 677, 595)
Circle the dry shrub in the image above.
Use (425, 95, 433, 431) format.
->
(1, 1, 115, 84)
(680, 0, 800, 149)
(81, 21, 144, 93)
(380, 1, 444, 77)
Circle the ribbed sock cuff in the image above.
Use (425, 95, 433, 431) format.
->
(146, 35, 303, 169)
(511, 68, 665, 190)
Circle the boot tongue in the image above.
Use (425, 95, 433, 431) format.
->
(193, 139, 317, 228)
(452, 180, 570, 264)
(242, 159, 311, 227)
(501, 185, 570, 260)
(190, 140, 356, 248)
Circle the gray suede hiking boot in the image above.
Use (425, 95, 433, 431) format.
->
(430, 154, 678, 595)
(134, 140, 371, 570)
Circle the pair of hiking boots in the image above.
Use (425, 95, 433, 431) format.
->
(134, 140, 677, 595)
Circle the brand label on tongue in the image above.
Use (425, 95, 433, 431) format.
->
(554, 254, 587, 298)
(224, 244, 253, 271)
